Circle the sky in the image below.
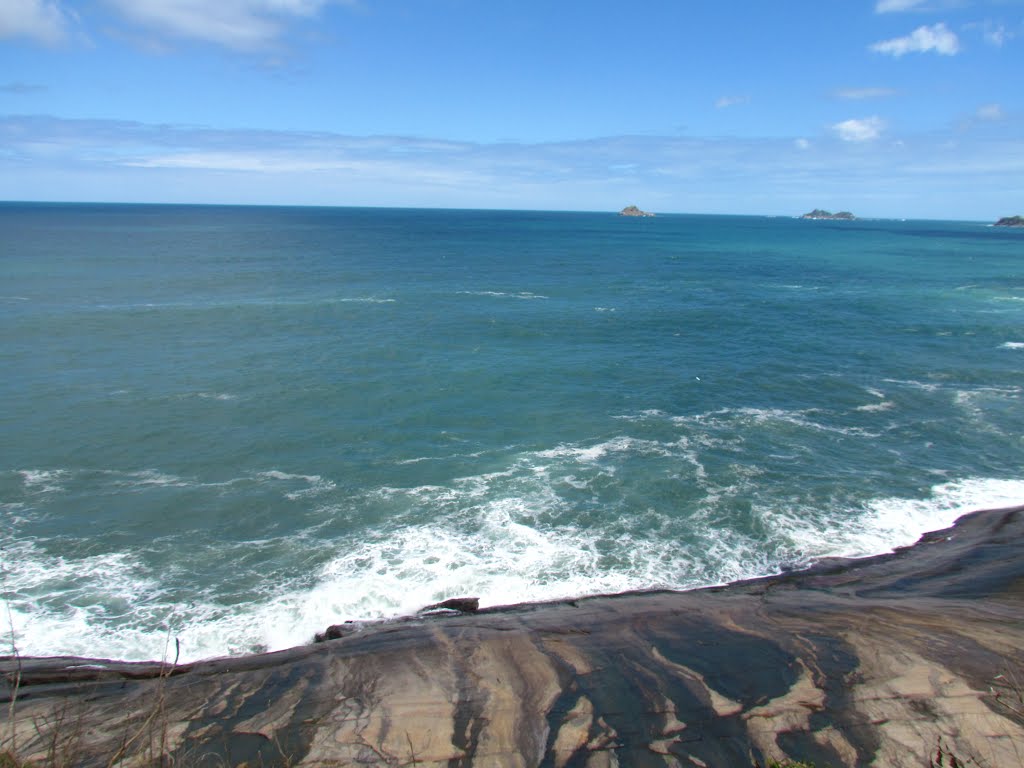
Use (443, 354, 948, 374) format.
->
(1, 0, 1022, 219)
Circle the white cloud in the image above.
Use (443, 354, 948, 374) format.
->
(101, 0, 344, 50)
(832, 116, 885, 142)
(871, 23, 960, 56)
(0, 0, 69, 44)
(875, 0, 927, 12)
(5, 114, 1024, 219)
(715, 95, 749, 109)
(834, 87, 897, 101)
(976, 103, 1004, 121)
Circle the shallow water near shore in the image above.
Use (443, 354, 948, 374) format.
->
(2, 203, 1023, 662)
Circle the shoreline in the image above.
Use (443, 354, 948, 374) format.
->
(5, 504, 1024, 766)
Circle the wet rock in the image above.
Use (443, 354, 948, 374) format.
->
(419, 596, 480, 613)
(313, 623, 352, 643)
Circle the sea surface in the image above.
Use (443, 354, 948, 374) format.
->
(2, 203, 1023, 662)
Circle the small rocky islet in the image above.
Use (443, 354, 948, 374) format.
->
(800, 208, 856, 220)
(619, 205, 654, 217)
(994, 215, 1024, 227)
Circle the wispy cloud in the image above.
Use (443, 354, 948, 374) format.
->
(99, 0, 339, 50)
(875, 0, 928, 12)
(3, 115, 1022, 219)
(714, 95, 749, 109)
(871, 23, 960, 56)
(0, 81, 48, 94)
(834, 87, 898, 100)
(964, 19, 1015, 48)
(976, 103, 1004, 121)
(0, 0, 71, 44)
(832, 116, 885, 142)
(984, 23, 1008, 46)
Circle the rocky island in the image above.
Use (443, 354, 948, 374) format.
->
(5, 504, 1024, 767)
(619, 205, 654, 217)
(994, 215, 1024, 227)
(801, 209, 856, 220)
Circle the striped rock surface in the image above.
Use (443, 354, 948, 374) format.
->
(4, 505, 1024, 767)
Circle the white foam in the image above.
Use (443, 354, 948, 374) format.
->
(952, 387, 1021, 431)
(17, 469, 68, 493)
(685, 407, 880, 437)
(108, 469, 191, 488)
(882, 378, 942, 393)
(1001, 342, 1024, 350)
(855, 401, 895, 412)
(815, 478, 1024, 559)
(258, 470, 320, 482)
(613, 409, 668, 422)
(536, 436, 675, 463)
(456, 290, 549, 300)
(6, 455, 1023, 663)
(0, 539, 173, 661)
(255, 470, 336, 499)
(261, 477, 1024, 653)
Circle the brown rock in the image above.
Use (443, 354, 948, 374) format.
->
(5, 506, 1024, 767)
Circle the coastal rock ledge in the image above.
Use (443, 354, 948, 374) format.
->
(5, 505, 1024, 767)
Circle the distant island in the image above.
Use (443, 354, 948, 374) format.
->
(801, 209, 856, 220)
(619, 205, 654, 217)
(994, 215, 1024, 227)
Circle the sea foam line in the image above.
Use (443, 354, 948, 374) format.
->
(456, 290, 549, 300)
(6, 441, 1024, 664)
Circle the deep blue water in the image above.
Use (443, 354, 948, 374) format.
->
(2, 203, 1022, 660)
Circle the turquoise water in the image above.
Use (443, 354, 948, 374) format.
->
(2, 203, 1023, 661)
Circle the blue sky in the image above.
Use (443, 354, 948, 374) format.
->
(1, 1, 1021, 218)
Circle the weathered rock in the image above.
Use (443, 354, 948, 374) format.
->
(4, 505, 1024, 767)
(994, 215, 1024, 227)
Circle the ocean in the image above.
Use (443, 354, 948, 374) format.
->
(2, 203, 1022, 662)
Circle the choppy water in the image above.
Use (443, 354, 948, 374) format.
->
(2, 203, 1022, 661)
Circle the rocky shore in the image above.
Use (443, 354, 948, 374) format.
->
(4, 504, 1024, 767)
